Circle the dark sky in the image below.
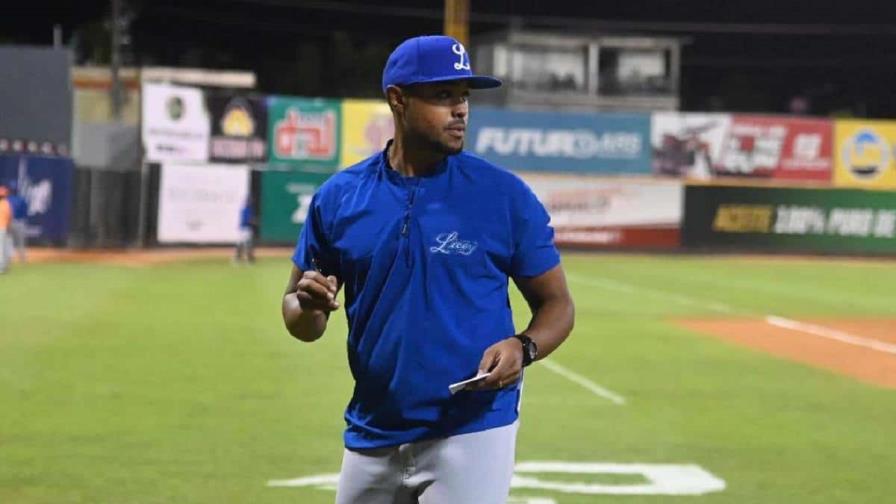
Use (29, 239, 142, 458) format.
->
(5, 0, 896, 116)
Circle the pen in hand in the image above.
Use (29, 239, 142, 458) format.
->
(311, 256, 325, 276)
(311, 255, 340, 310)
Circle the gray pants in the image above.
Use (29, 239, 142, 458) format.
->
(0, 229, 8, 272)
(8, 220, 25, 262)
(335, 421, 518, 504)
(233, 229, 255, 263)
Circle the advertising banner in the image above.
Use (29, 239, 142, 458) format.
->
(208, 93, 267, 163)
(0, 154, 74, 243)
(714, 115, 833, 181)
(653, 113, 833, 182)
(156, 163, 249, 244)
(142, 83, 211, 163)
(260, 170, 332, 243)
(651, 112, 732, 179)
(520, 174, 683, 248)
(683, 184, 896, 254)
(469, 107, 652, 174)
(834, 119, 896, 189)
(340, 99, 393, 168)
(267, 97, 340, 170)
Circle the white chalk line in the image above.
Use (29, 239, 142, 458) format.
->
(555, 272, 741, 406)
(568, 271, 896, 357)
(563, 271, 896, 395)
(539, 359, 626, 405)
(765, 316, 896, 355)
(565, 274, 737, 314)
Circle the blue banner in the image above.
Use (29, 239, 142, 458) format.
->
(468, 106, 651, 174)
(0, 155, 75, 243)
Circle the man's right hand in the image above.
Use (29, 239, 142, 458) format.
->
(296, 271, 340, 312)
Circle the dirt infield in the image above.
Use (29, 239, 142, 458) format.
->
(29, 247, 895, 267)
(564, 250, 896, 267)
(27, 247, 293, 266)
(678, 318, 896, 388)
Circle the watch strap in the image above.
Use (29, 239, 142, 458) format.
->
(514, 333, 537, 367)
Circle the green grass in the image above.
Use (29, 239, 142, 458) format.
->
(1, 253, 895, 503)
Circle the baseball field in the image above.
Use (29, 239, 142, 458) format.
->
(2, 249, 895, 503)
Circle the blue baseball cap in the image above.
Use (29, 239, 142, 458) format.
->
(382, 35, 502, 93)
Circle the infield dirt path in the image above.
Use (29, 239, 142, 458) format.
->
(678, 318, 896, 389)
(27, 247, 292, 266)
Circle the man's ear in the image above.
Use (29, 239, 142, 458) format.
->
(386, 85, 405, 114)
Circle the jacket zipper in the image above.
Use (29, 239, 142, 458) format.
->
(401, 180, 419, 266)
(401, 180, 419, 237)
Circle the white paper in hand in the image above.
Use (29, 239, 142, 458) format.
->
(448, 371, 492, 395)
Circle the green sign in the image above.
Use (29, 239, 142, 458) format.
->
(260, 170, 332, 243)
(267, 96, 341, 170)
(683, 184, 896, 254)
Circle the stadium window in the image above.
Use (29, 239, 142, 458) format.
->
(507, 44, 589, 94)
(598, 46, 673, 96)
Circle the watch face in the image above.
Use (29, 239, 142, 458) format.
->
(517, 334, 537, 365)
(519, 336, 537, 364)
(527, 343, 537, 360)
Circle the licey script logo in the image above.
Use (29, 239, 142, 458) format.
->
(430, 231, 478, 256)
(451, 43, 471, 71)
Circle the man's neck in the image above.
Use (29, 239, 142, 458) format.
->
(388, 135, 446, 177)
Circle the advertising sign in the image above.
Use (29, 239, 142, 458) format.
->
(141, 83, 211, 163)
(156, 163, 249, 243)
(260, 170, 332, 243)
(267, 97, 340, 170)
(208, 93, 267, 163)
(0, 154, 74, 243)
(651, 113, 732, 179)
(834, 119, 896, 189)
(683, 184, 896, 254)
(469, 107, 652, 174)
(714, 115, 832, 181)
(520, 174, 683, 248)
(340, 99, 393, 168)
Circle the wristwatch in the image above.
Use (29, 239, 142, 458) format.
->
(514, 333, 538, 367)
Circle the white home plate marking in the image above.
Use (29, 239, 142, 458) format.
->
(268, 461, 726, 498)
(513, 461, 726, 495)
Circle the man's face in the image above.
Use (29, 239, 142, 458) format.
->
(399, 81, 470, 155)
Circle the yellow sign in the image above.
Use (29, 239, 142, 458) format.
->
(221, 104, 254, 137)
(340, 99, 394, 168)
(834, 120, 896, 189)
(712, 204, 774, 233)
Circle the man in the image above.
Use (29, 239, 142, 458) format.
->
(281, 35, 575, 504)
(6, 182, 28, 263)
(233, 195, 256, 264)
(0, 185, 11, 274)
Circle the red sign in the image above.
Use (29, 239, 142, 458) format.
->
(274, 108, 337, 160)
(714, 115, 833, 181)
(554, 227, 680, 249)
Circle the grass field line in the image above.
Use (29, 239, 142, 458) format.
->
(766, 316, 896, 355)
(539, 359, 626, 405)
(565, 273, 738, 314)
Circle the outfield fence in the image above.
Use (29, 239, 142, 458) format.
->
(4, 82, 896, 254)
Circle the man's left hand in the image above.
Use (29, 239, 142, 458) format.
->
(469, 337, 523, 391)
